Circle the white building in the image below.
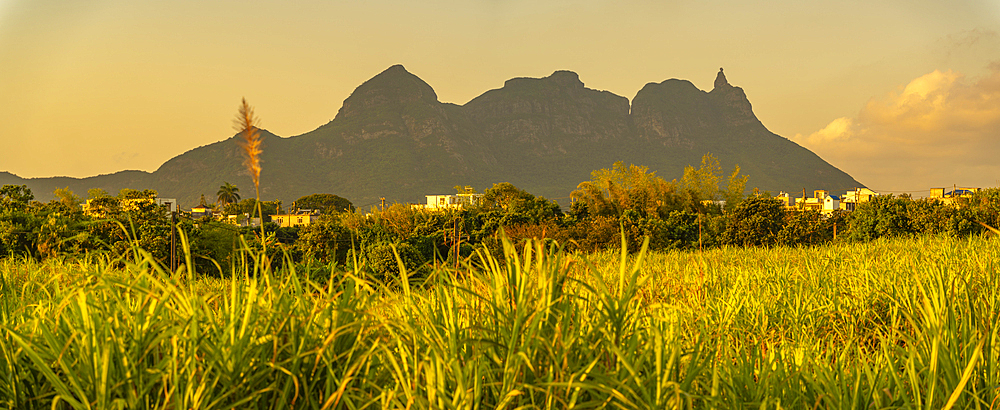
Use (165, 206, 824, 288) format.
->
(424, 193, 484, 210)
(823, 195, 840, 214)
(841, 188, 879, 211)
(776, 192, 794, 208)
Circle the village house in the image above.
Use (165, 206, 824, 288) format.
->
(795, 190, 830, 212)
(823, 194, 840, 214)
(840, 188, 879, 211)
(225, 214, 261, 227)
(272, 209, 321, 228)
(422, 192, 484, 210)
(190, 204, 214, 219)
(776, 192, 795, 208)
(783, 190, 849, 216)
(930, 187, 979, 205)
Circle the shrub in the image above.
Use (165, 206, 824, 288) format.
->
(365, 241, 428, 282)
(720, 197, 785, 247)
(296, 217, 353, 265)
(777, 210, 832, 247)
(847, 195, 913, 241)
(643, 210, 700, 251)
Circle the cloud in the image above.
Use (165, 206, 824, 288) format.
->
(798, 117, 853, 145)
(794, 67, 1000, 192)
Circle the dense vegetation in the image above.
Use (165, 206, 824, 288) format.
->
(2, 156, 998, 280)
(1, 232, 997, 408)
(3, 157, 999, 407)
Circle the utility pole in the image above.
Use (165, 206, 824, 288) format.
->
(380, 197, 386, 211)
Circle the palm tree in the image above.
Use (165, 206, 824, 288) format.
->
(217, 182, 240, 206)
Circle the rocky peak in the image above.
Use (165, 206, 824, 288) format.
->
(713, 67, 731, 90)
(707, 68, 757, 126)
(548, 70, 584, 88)
(501, 70, 585, 91)
(334, 65, 439, 120)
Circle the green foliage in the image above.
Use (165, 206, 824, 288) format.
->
(2, 233, 999, 408)
(364, 241, 427, 281)
(292, 193, 354, 214)
(223, 198, 280, 219)
(847, 194, 913, 241)
(86, 188, 109, 199)
(295, 217, 353, 265)
(776, 209, 841, 247)
(721, 196, 786, 247)
(723, 164, 749, 210)
(185, 221, 240, 276)
(681, 153, 748, 213)
(53, 187, 81, 210)
(216, 181, 241, 206)
(0, 185, 33, 213)
(571, 161, 682, 218)
(681, 153, 722, 203)
(117, 188, 157, 201)
(643, 210, 703, 250)
(478, 183, 561, 231)
(32, 204, 88, 258)
(572, 155, 747, 221)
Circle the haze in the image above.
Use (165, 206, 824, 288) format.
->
(1, 0, 998, 193)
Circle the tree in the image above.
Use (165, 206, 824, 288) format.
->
(296, 217, 353, 264)
(293, 193, 354, 214)
(482, 183, 534, 211)
(723, 165, 749, 210)
(53, 187, 82, 210)
(681, 154, 721, 204)
(777, 209, 835, 247)
(680, 153, 748, 213)
(847, 195, 912, 241)
(224, 198, 280, 221)
(720, 196, 785, 247)
(571, 162, 681, 218)
(217, 182, 241, 206)
(118, 189, 157, 201)
(0, 185, 37, 258)
(87, 188, 109, 200)
(1, 185, 34, 213)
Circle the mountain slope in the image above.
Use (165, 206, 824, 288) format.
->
(629, 68, 859, 193)
(4, 66, 863, 208)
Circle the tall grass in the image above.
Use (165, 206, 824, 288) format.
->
(1, 233, 998, 408)
(235, 98, 265, 253)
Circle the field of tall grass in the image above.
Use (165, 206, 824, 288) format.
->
(1, 233, 998, 409)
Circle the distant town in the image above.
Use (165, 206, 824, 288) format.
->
(80, 185, 985, 228)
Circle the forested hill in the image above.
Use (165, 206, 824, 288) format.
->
(3, 65, 863, 208)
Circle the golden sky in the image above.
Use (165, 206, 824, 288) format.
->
(1, 0, 998, 192)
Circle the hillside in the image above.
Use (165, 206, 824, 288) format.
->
(3, 66, 863, 208)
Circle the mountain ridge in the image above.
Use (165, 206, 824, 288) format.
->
(2, 65, 864, 209)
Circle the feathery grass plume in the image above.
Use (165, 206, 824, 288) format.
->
(234, 98, 266, 252)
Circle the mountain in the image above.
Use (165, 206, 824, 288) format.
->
(3, 65, 863, 209)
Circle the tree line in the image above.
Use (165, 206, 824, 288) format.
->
(2, 154, 998, 279)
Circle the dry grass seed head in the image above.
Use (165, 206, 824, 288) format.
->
(234, 97, 262, 188)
